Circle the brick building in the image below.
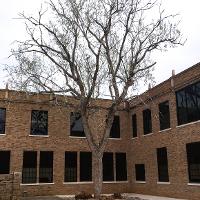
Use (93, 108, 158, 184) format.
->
(0, 63, 200, 199)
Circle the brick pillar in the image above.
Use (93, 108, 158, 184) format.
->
(12, 172, 21, 200)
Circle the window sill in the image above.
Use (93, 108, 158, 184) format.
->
(176, 120, 200, 128)
(132, 137, 138, 140)
(159, 128, 171, 133)
(29, 135, 49, 137)
(63, 182, 93, 184)
(69, 136, 86, 139)
(143, 133, 153, 137)
(187, 183, 200, 186)
(135, 181, 146, 184)
(21, 183, 54, 186)
(103, 181, 128, 183)
(0, 134, 6, 136)
(157, 181, 170, 185)
(108, 138, 121, 140)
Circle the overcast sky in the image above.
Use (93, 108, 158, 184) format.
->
(0, 0, 200, 91)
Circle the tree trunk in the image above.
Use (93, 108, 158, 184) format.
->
(93, 153, 103, 199)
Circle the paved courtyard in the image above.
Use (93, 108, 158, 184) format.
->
(22, 193, 186, 200)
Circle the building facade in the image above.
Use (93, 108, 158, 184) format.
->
(0, 63, 200, 199)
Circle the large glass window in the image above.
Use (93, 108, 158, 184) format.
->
(157, 147, 169, 182)
(132, 114, 137, 138)
(65, 152, 77, 182)
(135, 164, 145, 181)
(103, 152, 114, 181)
(39, 151, 53, 183)
(159, 101, 170, 130)
(22, 151, 37, 183)
(0, 108, 6, 134)
(176, 81, 200, 125)
(116, 153, 127, 181)
(143, 109, 152, 135)
(80, 152, 92, 182)
(70, 112, 85, 137)
(110, 116, 120, 138)
(31, 110, 48, 135)
(186, 142, 200, 183)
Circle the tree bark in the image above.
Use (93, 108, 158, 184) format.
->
(93, 152, 103, 199)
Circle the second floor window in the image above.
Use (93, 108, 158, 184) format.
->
(110, 116, 120, 138)
(70, 112, 85, 137)
(31, 110, 48, 135)
(159, 101, 170, 131)
(143, 109, 152, 135)
(0, 108, 6, 134)
(132, 114, 137, 138)
(176, 81, 200, 125)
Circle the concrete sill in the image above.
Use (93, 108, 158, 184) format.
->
(29, 135, 49, 137)
(103, 181, 128, 184)
(63, 182, 93, 184)
(69, 136, 86, 139)
(0, 134, 6, 136)
(157, 182, 170, 185)
(131, 137, 138, 140)
(135, 181, 146, 184)
(188, 183, 200, 186)
(21, 183, 54, 186)
(108, 138, 121, 140)
(143, 133, 153, 137)
(158, 128, 172, 133)
(176, 120, 200, 128)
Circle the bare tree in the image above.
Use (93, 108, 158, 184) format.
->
(6, 0, 183, 198)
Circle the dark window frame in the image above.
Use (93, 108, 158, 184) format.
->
(70, 112, 85, 137)
(132, 114, 137, 138)
(135, 164, 146, 181)
(176, 81, 200, 125)
(159, 101, 170, 131)
(186, 142, 200, 183)
(39, 151, 53, 183)
(31, 110, 48, 136)
(143, 109, 152, 135)
(157, 147, 169, 182)
(109, 115, 120, 138)
(0, 108, 6, 135)
(22, 151, 37, 184)
(65, 151, 77, 182)
(0, 151, 10, 174)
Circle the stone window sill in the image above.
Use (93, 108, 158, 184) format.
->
(188, 183, 200, 186)
(29, 135, 49, 137)
(135, 181, 146, 184)
(176, 120, 200, 128)
(157, 181, 170, 184)
(159, 128, 172, 133)
(63, 182, 93, 184)
(21, 183, 54, 186)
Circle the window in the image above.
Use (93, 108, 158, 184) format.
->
(0, 151, 10, 174)
(80, 152, 92, 181)
(116, 153, 127, 181)
(110, 116, 120, 138)
(143, 109, 152, 135)
(70, 112, 85, 137)
(31, 110, 48, 135)
(0, 108, 6, 134)
(135, 164, 145, 181)
(22, 151, 37, 183)
(65, 152, 77, 182)
(157, 147, 169, 182)
(39, 151, 53, 183)
(176, 81, 200, 125)
(103, 152, 114, 181)
(159, 101, 170, 130)
(186, 142, 200, 183)
(132, 114, 137, 138)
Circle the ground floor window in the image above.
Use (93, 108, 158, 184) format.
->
(135, 164, 145, 181)
(22, 151, 53, 184)
(103, 152, 127, 181)
(80, 152, 92, 181)
(157, 147, 169, 182)
(39, 151, 53, 183)
(22, 151, 37, 183)
(0, 151, 10, 174)
(186, 142, 200, 183)
(65, 152, 77, 182)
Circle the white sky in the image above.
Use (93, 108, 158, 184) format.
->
(0, 0, 200, 91)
